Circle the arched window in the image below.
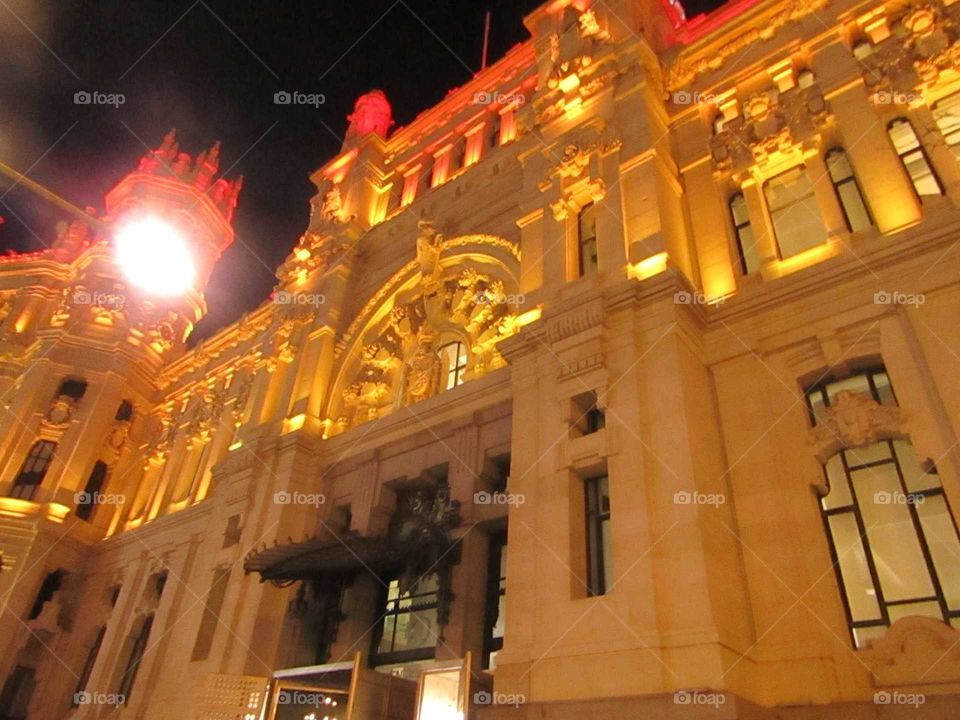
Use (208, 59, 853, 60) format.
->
(10, 441, 57, 501)
(729, 192, 758, 274)
(887, 118, 943, 197)
(439, 341, 468, 390)
(826, 148, 871, 232)
(807, 368, 960, 647)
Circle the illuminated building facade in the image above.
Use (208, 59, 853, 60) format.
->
(2, 0, 960, 717)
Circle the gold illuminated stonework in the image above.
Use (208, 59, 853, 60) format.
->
(2, 0, 960, 718)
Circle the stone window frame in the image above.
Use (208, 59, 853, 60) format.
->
(806, 367, 960, 648)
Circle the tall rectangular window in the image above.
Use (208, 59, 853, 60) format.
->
(439, 341, 468, 390)
(76, 461, 108, 521)
(585, 476, 612, 596)
(826, 149, 871, 233)
(191, 568, 231, 661)
(11, 441, 57, 501)
(483, 534, 507, 669)
(0, 666, 35, 720)
(577, 203, 598, 277)
(400, 168, 420, 207)
(117, 615, 154, 703)
(729, 192, 759, 274)
(372, 575, 439, 666)
(72, 626, 106, 705)
(888, 118, 943, 197)
(763, 166, 828, 259)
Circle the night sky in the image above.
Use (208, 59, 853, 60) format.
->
(0, 0, 723, 342)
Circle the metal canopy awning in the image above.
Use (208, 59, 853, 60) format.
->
(243, 529, 406, 583)
(244, 481, 463, 591)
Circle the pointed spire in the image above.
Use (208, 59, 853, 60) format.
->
(194, 140, 221, 191)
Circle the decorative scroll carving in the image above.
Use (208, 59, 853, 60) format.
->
(861, 0, 960, 103)
(808, 391, 903, 465)
(861, 616, 960, 685)
(665, 0, 829, 90)
(710, 83, 830, 177)
(337, 263, 518, 429)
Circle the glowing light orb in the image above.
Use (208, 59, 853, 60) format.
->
(114, 217, 195, 295)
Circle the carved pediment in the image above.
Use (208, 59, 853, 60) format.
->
(710, 83, 830, 177)
(808, 391, 903, 464)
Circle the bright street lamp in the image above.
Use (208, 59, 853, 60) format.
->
(114, 216, 196, 296)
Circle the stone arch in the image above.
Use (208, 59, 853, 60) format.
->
(326, 228, 523, 433)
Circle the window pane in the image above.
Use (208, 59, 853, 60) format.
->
(890, 119, 942, 196)
(853, 624, 887, 647)
(737, 225, 760, 274)
(844, 442, 892, 469)
(828, 513, 882, 621)
(933, 92, 960, 163)
(808, 389, 828, 426)
(378, 615, 397, 655)
(887, 600, 942, 624)
(825, 375, 870, 404)
(730, 193, 749, 225)
(822, 454, 853, 510)
(764, 166, 827, 259)
(873, 372, 896, 406)
(893, 440, 938, 493)
(578, 204, 598, 277)
(855, 463, 935, 601)
(837, 182, 871, 232)
(600, 517, 613, 590)
(916, 495, 960, 609)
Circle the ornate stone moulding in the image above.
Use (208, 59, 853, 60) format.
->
(710, 83, 831, 179)
(664, 0, 829, 91)
(860, 615, 960, 686)
(860, 0, 960, 104)
(807, 390, 904, 488)
(335, 231, 520, 360)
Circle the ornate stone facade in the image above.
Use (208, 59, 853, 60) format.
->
(1, 0, 960, 718)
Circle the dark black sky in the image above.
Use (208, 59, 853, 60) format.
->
(0, 0, 722, 342)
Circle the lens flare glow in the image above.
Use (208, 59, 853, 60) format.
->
(114, 217, 195, 295)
